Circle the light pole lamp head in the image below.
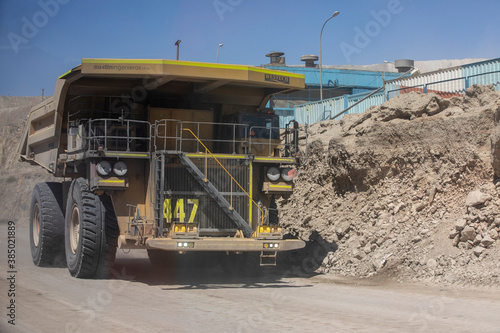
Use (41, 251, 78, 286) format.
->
(175, 40, 181, 46)
(219, 43, 223, 47)
(331, 11, 340, 18)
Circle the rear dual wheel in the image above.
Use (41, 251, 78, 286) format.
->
(65, 178, 119, 278)
(29, 182, 65, 266)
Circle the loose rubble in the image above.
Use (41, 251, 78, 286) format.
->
(280, 85, 500, 287)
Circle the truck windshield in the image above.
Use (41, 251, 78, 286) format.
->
(240, 114, 279, 140)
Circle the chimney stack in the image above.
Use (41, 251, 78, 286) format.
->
(266, 51, 285, 66)
(301, 55, 319, 68)
(395, 59, 415, 73)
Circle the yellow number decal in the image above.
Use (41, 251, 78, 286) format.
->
(163, 198, 199, 223)
(187, 199, 199, 223)
(163, 198, 171, 222)
(174, 199, 186, 222)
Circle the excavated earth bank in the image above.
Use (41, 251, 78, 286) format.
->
(0, 97, 55, 224)
(279, 85, 500, 287)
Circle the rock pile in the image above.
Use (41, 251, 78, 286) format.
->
(280, 85, 500, 286)
(451, 186, 500, 255)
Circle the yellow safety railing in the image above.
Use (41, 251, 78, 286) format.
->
(182, 128, 265, 227)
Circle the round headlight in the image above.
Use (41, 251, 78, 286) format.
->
(113, 161, 128, 176)
(96, 161, 112, 176)
(282, 168, 294, 181)
(266, 167, 280, 181)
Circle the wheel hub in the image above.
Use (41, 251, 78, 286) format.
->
(70, 204, 80, 254)
(33, 203, 40, 247)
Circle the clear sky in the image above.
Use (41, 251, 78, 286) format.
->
(0, 0, 499, 96)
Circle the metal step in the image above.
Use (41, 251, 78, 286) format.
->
(260, 251, 277, 266)
(177, 153, 254, 237)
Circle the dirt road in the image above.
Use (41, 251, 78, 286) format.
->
(1, 221, 500, 333)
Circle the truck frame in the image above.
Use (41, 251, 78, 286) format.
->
(19, 58, 306, 278)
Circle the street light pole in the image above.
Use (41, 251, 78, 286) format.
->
(217, 43, 223, 63)
(320, 11, 340, 100)
(175, 40, 181, 60)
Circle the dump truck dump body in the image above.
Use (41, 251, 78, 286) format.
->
(21, 58, 306, 278)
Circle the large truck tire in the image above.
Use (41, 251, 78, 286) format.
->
(29, 182, 65, 266)
(65, 178, 119, 278)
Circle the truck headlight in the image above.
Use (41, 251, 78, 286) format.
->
(266, 167, 280, 181)
(113, 161, 128, 176)
(281, 167, 293, 181)
(177, 242, 194, 248)
(96, 161, 112, 176)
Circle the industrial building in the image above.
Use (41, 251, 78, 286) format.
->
(260, 51, 404, 122)
(260, 52, 500, 125)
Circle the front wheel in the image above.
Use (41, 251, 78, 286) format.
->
(65, 178, 119, 278)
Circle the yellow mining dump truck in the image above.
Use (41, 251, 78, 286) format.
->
(19, 58, 306, 278)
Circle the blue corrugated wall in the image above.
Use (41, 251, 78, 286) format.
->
(292, 58, 500, 125)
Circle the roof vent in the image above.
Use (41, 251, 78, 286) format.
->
(395, 59, 415, 73)
(301, 55, 319, 68)
(266, 51, 285, 66)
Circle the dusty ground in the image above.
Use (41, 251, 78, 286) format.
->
(1, 225, 500, 332)
(279, 85, 500, 287)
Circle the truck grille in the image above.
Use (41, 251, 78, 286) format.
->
(161, 156, 250, 233)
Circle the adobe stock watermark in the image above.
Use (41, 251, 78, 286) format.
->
(64, 267, 135, 333)
(236, 291, 286, 333)
(7, 0, 71, 54)
(407, 288, 459, 332)
(213, 0, 243, 22)
(339, 0, 404, 63)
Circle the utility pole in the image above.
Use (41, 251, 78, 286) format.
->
(319, 11, 340, 100)
(175, 40, 181, 60)
(217, 43, 223, 63)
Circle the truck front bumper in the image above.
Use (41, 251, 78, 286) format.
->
(118, 235, 305, 252)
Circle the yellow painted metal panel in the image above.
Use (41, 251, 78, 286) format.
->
(269, 185, 292, 189)
(249, 160, 253, 228)
(254, 157, 295, 163)
(81, 58, 304, 78)
(186, 153, 246, 159)
(80, 58, 305, 89)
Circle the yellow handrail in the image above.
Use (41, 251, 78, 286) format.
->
(182, 128, 265, 227)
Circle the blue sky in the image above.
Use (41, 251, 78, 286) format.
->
(0, 0, 499, 96)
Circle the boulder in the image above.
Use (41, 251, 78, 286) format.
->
(474, 234, 483, 246)
(460, 226, 476, 242)
(413, 202, 426, 212)
(353, 250, 365, 260)
(473, 246, 485, 257)
(411, 236, 422, 243)
(454, 219, 467, 231)
(466, 190, 492, 207)
(449, 229, 459, 239)
(481, 234, 495, 248)
(489, 229, 499, 240)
